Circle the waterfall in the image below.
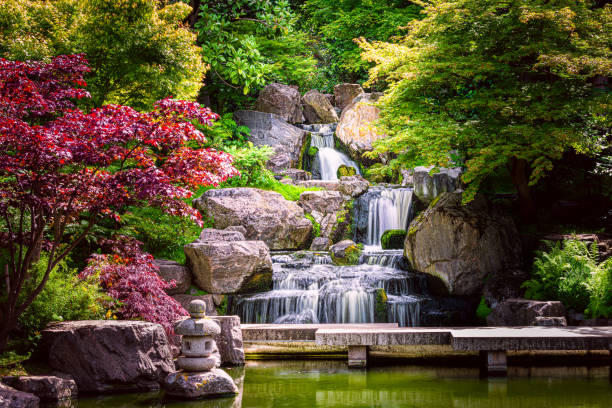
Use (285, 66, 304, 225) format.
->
(318, 148, 360, 180)
(365, 188, 414, 247)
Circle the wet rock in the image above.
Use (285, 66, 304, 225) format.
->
(413, 166, 463, 205)
(154, 259, 191, 295)
(405, 192, 522, 296)
(1, 376, 76, 402)
(334, 83, 364, 111)
(298, 190, 351, 239)
(486, 299, 566, 326)
(302, 90, 339, 123)
(234, 110, 308, 171)
(184, 240, 273, 294)
(336, 93, 385, 160)
(0, 383, 39, 408)
(330, 240, 361, 266)
(163, 369, 237, 399)
(42, 321, 174, 393)
(197, 228, 245, 242)
(172, 294, 217, 316)
(254, 83, 303, 123)
(194, 188, 313, 250)
(338, 175, 369, 197)
(310, 237, 332, 251)
(212, 316, 245, 366)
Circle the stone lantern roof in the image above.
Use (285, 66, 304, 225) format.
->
(174, 300, 221, 337)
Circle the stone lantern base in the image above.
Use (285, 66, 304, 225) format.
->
(164, 369, 238, 399)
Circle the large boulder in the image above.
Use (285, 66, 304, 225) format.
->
(0, 383, 39, 408)
(197, 228, 245, 242)
(184, 240, 272, 294)
(404, 192, 522, 296)
(163, 369, 237, 399)
(330, 240, 362, 266)
(234, 110, 308, 171)
(254, 83, 303, 123)
(336, 93, 385, 160)
(153, 259, 191, 295)
(172, 294, 217, 316)
(42, 321, 174, 393)
(486, 299, 566, 326)
(212, 316, 245, 366)
(334, 83, 364, 111)
(302, 90, 339, 123)
(413, 166, 463, 205)
(193, 188, 313, 250)
(298, 190, 351, 240)
(1, 376, 76, 402)
(338, 175, 369, 197)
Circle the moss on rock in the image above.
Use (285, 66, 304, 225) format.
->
(381, 229, 407, 250)
(337, 164, 357, 178)
(375, 288, 388, 322)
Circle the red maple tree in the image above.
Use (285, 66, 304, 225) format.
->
(0, 55, 238, 352)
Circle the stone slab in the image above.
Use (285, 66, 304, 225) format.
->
(316, 328, 451, 347)
(242, 323, 398, 342)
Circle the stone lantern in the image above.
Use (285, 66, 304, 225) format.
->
(164, 300, 238, 399)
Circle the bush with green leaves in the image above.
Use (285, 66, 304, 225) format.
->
(523, 239, 612, 317)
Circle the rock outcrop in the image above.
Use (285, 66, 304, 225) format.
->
(404, 192, 522, 296)
(336, 93, 385, 160)
(302, 89, 339, 123)
(330, 240, 362, 266)
(197, 228, 245, 242)
(194, 188, 313, 250)
(42, 321, 174, 393)
(212, 316, 245, 366)
(154, 259, 191, 295)
(337, 175, 369, 197)
(254, 83, 303, 123)
(334, 83, 364, 111)
(184, 240, 273, 294)
(413, 166, 463, 205)
(310, 237, 332, 251)
(298, 190, 351, 240)
(164, 369, 237, 398)
(234, 110, 308, 171)
(0, 383, 39, 408)
(1, 376, 77, 402)
(486, 299, 566, 326)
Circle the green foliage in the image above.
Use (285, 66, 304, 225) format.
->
(360, 0, 612, 203)
(381, 229, 406, 250)
(0, 0, 205, 109)
(331, 243, 362, 266)
(375, 288, 388, 322)
(476, 296, 492, 322)
(119, 207, 202, 264)
(201, 113, 250, 150)
(305, 213, 321, 237)
(301, 0, 422, 88)
(17, 254, 107, 344)
(337, 164, 357, 178)
(523, 239, 612, 317)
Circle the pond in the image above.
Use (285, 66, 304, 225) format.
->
(72, 360, 611, 408)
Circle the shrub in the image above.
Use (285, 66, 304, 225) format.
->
(305, 213, 321, 237)
(381, 229, 406, 250)
(523, 239, 612, 317)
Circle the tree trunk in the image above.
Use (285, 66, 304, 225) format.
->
(509, 157, 536, 222)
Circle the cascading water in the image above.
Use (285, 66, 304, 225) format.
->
(300, 123, 360, 181)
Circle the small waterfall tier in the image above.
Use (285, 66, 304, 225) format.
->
(230, 251, 429, 326)
(353, 186, 415, 248)
(300, 123, 360, 181)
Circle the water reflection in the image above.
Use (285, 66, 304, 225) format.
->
(67, 361, 611, 408)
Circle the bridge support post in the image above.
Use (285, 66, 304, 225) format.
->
(480, 350, 507, 377)
(348, 345, 368, 368)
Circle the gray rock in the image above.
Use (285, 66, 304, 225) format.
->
(194, 188, 313, 250)
(329, 240, 361, 265)
(486, 299, 566, 326)
(163, 369, 238, 399)
(212, 316, 245, 366)
(172, 294, 217, 316)
(42, 321, 174, 393)
(336, 93, 385, 161)
(405, 192, 522, 296)
(310, 237, 332, 251)
(234, 110, 308, 171)
(295, 180, 340, 191)
(197, 228, 245, 242)
(302, 90, 339, 123)
(278, 168, 311, 181)
(298, 190, 350, 239)
(334, 83, 364, 111)
(413, 166, 463, 205)
(154, 259, 191, 295)
(338, 175, 369, 197)
(225, 225, 247, 236)
(1, 376, 76, 401)
(254, 83, 303, 123)
(0, 383, 39, 408)
(184, 240, 272, 294)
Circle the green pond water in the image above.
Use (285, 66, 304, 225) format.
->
(70, 360, 611, 408)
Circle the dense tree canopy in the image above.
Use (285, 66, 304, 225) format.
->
(360, 0, 611, 218)
(0, 0, 205, 109)
(0, 54, 237, 352)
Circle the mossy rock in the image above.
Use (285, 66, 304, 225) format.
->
(375, 288, 388, 322)
(330, 240, 362, 266)
(240, 269, 273, 293)
(381, 229, 407, 250)
(337, 165, 356, 178)
(308, 146, 319, 157)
